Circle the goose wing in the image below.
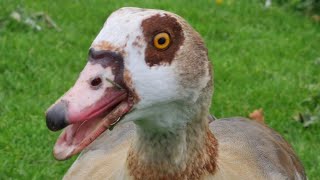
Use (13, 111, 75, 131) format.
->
(210, 118, 306, 180)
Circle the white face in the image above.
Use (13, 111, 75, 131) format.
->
(92, 8, 180, 117)
(89, 7, 211, 127)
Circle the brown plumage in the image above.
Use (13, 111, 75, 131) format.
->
(45, 7, 306, 180)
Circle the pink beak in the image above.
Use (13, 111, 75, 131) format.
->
(45, 49, 133, 160)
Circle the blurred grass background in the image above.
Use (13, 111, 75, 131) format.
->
(0, 0, 319, 179)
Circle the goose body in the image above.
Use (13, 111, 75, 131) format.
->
(45, 7, 306, 180)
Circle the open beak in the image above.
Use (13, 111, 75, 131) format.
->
(45, 49, 134, 160)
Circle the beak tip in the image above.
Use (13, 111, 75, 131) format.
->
(45, 101, 69, 131)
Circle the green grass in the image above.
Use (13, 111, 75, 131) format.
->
(0, 0, 319, 179)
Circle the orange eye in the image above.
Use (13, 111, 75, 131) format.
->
(153, 32, 171, 50)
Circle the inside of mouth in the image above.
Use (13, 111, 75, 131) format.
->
(64, 117, 103, 146)
(53, 99, 131, 160)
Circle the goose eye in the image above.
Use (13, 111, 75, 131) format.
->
(153, 32, 171, 50)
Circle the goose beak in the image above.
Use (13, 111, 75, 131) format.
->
(46, 49, 134, 160)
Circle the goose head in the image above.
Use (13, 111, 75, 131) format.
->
(46, 7, 213, 160)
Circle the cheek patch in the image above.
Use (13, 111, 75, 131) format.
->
(142, 14, 185, 67)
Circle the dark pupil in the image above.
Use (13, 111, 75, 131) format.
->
(158, 37, 166, 45)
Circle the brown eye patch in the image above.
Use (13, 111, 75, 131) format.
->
(142, 14, 185, 67)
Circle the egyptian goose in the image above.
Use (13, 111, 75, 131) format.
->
(46, 7, 306, 180)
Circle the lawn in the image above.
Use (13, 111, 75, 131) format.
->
(0, 0, 319, 179)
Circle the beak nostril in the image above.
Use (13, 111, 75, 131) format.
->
(91, 77, 102, 87)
